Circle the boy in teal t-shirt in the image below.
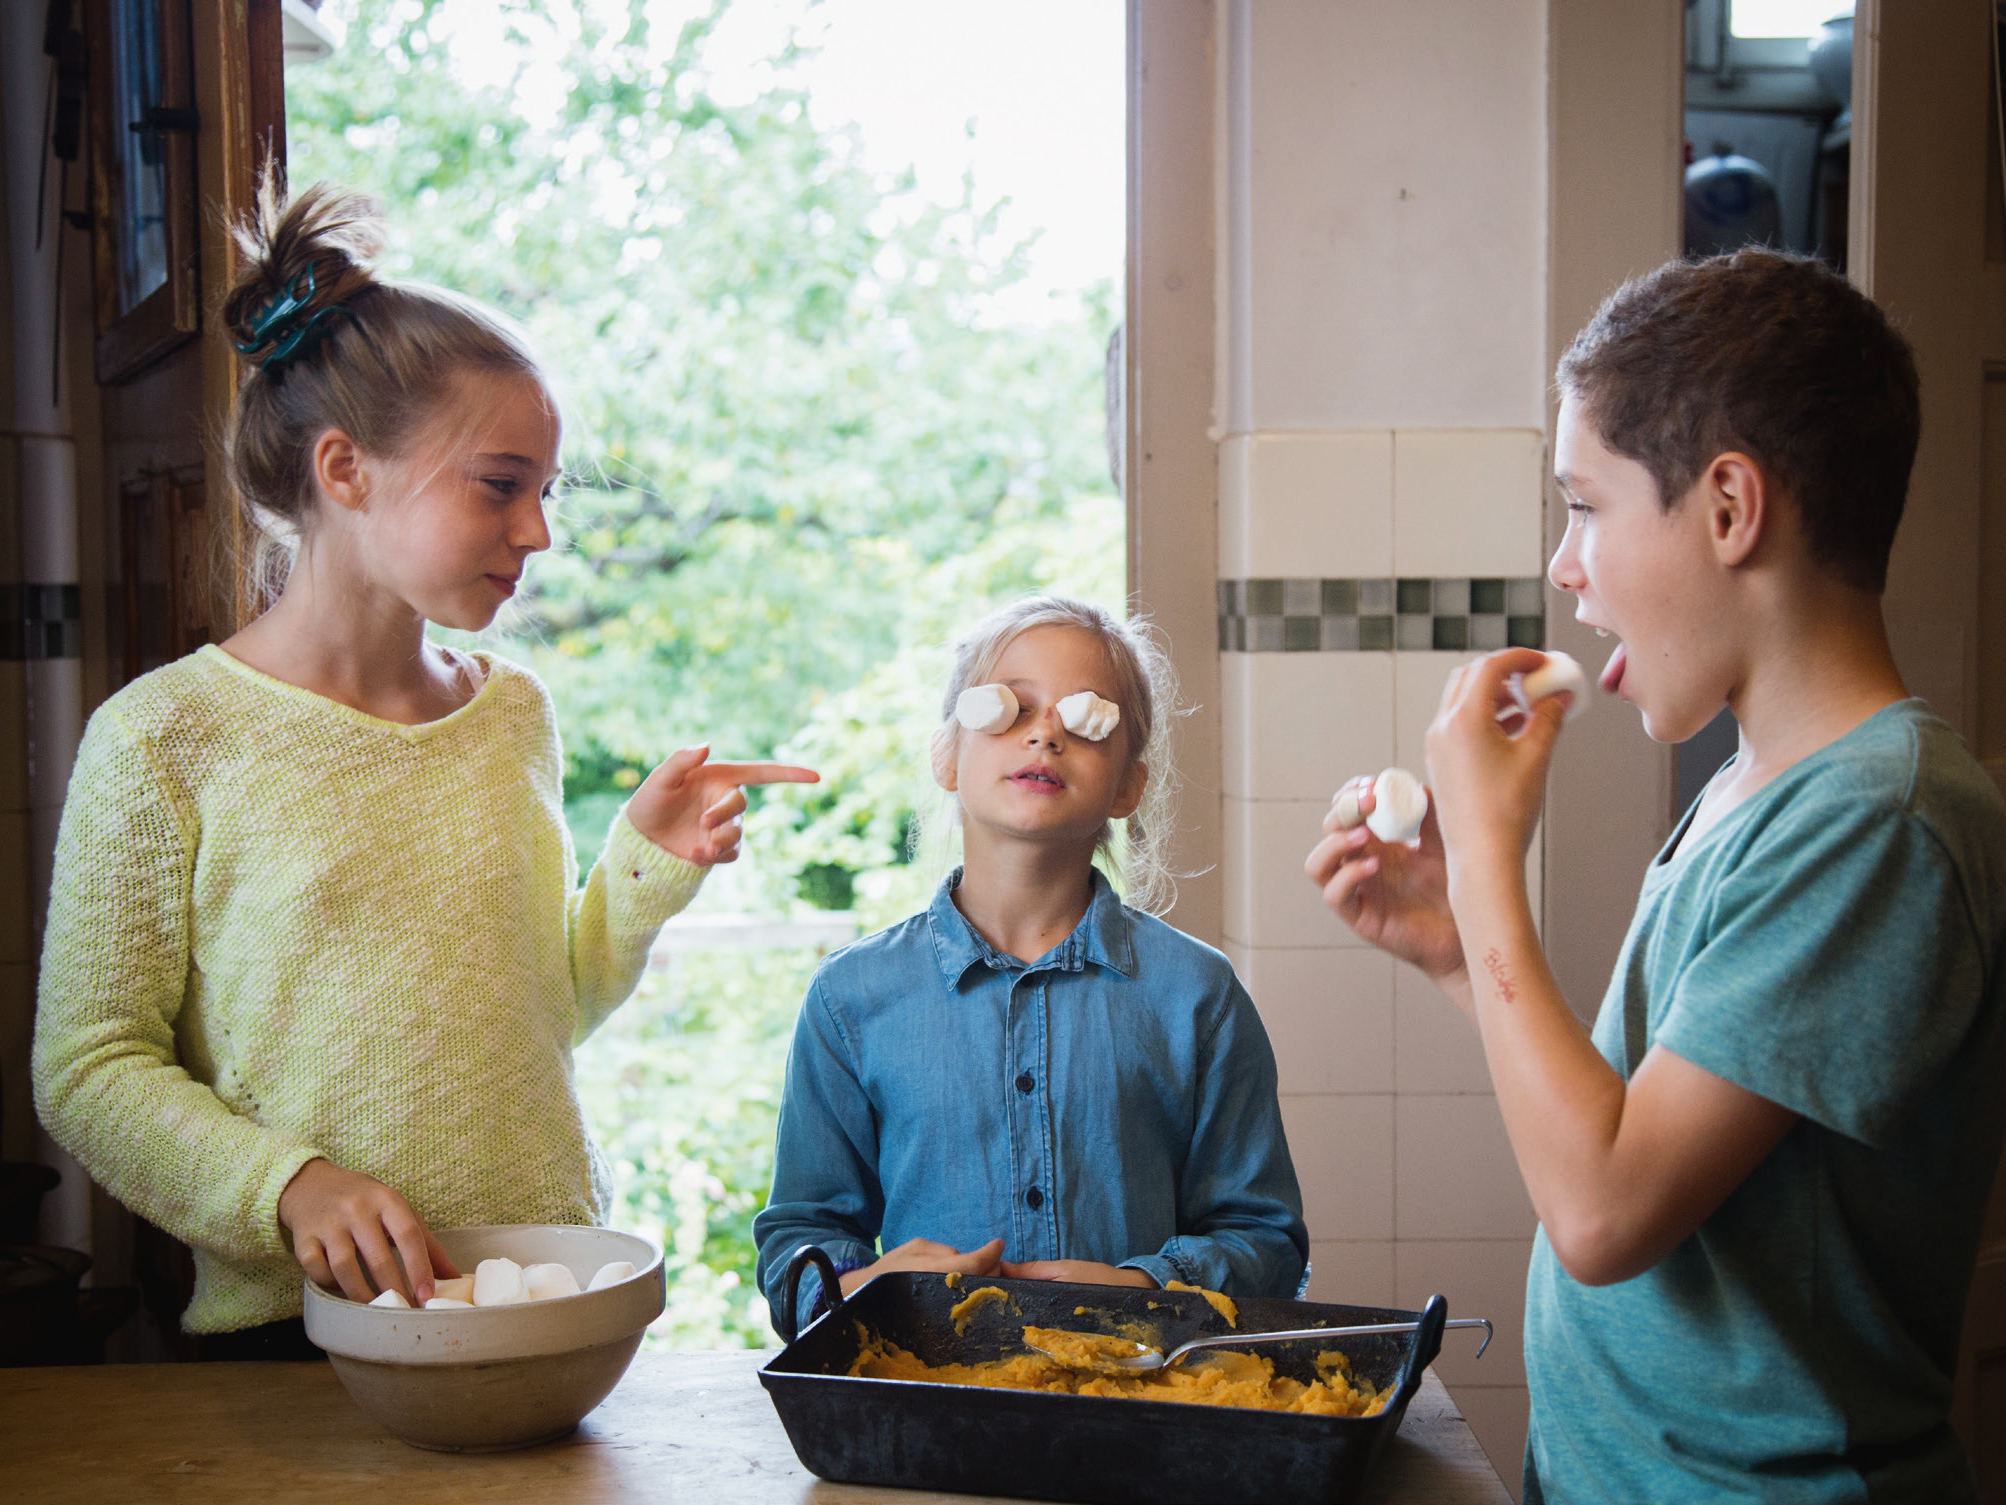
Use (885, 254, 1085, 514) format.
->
(1306, 250, 2006, 1502)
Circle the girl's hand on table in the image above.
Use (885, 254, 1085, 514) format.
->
(997, 1259, 1157, 1289)
(837, 1237, 1005, 1297)
(625, 745, 819, 866)
(277, 1159, 459, 1304)
(1305, 781, 1466, 990)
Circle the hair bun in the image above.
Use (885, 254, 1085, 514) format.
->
(224, 177, 384, 375)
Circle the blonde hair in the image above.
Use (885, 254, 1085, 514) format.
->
(222, 177, 550, 606)
(928, 595, 1182, 914)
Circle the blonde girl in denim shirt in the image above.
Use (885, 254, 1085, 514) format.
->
(755, 596, 1307, 1332)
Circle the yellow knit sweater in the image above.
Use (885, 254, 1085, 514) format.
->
(32, 647, 703, 1333)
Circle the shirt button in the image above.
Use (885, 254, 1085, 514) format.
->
(1026, 1186, 1044, 1210)
(1015, 1072, 1035, 1094)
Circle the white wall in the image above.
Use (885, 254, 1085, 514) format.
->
(1210, 1, 1551, 1488)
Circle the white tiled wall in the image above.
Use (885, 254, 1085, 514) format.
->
(1213, 7, 1550, 1492)
(1218, 432, 1546, 1503)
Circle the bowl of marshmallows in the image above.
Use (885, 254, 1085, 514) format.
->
(301, 1223, 664, 1452)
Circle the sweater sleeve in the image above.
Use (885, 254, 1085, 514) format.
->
(567, 805, 706, 1045)
(31, 708, 325, 1264)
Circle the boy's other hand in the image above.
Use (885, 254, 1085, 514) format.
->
(627, 745, 819, 867)
(1426, 649, 1568, 877)
(997, 1259, 1158, 1289)
(836, 1237, 1006, 1297)
(1306, 782, 1466, 987)
(278, 1158, 460, 1305)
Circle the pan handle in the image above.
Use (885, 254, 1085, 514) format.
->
(778, 1244, 844, 1345)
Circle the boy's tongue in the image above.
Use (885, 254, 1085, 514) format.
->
(1598, 642, 1628, 694)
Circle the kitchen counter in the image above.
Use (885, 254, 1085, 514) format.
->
(2, 1350, 1512, 1504)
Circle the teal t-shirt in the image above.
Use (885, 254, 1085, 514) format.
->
(1524, 700, 2006, 1505)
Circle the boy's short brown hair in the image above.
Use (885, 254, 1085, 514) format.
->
(1557, 250, 1921, 593)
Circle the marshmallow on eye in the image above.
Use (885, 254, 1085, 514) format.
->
(1056, 691, 1120, 741)
(955, 683, 1020, 735)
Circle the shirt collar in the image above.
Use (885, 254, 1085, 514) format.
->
(927, 866, 1137, 990)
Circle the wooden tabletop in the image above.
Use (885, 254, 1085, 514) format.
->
(2, 1350, 1511, 1504)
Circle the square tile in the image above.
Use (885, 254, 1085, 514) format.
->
(1358, 616, 1394, 651)
(1393, 429, 1546, 577)
(1432, 579, 1470, 615)
(1305, 1240, 1395, 1306)
(1357, 578, 1394, 614)
(1320, 616, 1360, 651)
(1471, 614, 1508, 650)
(1246, 578, 1284, 615)
(1220, 653, 1393, 801)
(1281, 578, 1321, 616)
(1236, 946, 1395, 1094)
(1284, 617, 1320, 651)
(1280, 1094, 1394, 1242)
(1505, 577, 1544, 616)
(1507, 616, 1544, 649)
(1395, 962, 1491, 1093)
(1223, 797, 1367, 947)
(1395, 1238, 1533, 1387)
(1225, 431, 1395, 579)
(1321, 579, 1358, 615)
(1470, 579, 1507, 615)
(1396, 615, 1433, 652)
(1395, 1094, 1536, 1240)
(1248, 616, 1285, 651)
(1432, 617, 1468, 651)
(1455, 1386, 1531, 1502)
(1396, 578, 1433, 615)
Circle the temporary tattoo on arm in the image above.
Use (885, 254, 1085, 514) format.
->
(1481, 948, 1519, 1003)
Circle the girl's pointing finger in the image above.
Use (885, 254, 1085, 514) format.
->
(702, 762, 819, 787)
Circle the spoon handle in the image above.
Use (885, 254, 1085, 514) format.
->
(1169, 1316, 1493, 1365)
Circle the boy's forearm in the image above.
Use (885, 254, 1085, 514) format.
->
(1448, 848, 1640, 1273)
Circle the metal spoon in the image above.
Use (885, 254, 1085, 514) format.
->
(1025, 1317, 1493, 1374)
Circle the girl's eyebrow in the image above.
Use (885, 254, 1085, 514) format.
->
(476, 451, 540, 466)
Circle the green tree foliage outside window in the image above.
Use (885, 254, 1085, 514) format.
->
(288, 0, 1123, 1345)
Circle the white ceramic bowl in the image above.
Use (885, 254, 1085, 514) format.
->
(302, 1224, 664, 1452)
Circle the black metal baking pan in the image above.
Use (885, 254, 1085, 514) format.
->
(758, 1245, 1450, 1505)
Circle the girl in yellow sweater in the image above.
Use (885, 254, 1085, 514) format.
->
(31, 182, 814, 1355)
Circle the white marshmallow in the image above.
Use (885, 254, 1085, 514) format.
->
(423, 1296, 473, 1309)
(955, 683, 1019, 735)
(432, 1275, 475, 1304)
(472, 1257, 530, 1307)
(1364, 768, 1430, 845)
(369, 1287, 411, 1308)
(1515, 651, 1591, 724)
(523, 1262, 582, 1302)
(587, 1260, 638, 1292)
(1056, 691, 1120, 742)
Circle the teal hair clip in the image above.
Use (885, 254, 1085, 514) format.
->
(234, 263, 354, 375)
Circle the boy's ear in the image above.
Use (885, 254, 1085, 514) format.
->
(1110, 760, 1148, 822)
(312, 428, 369, 513)
(1704, 451, 1768, 568)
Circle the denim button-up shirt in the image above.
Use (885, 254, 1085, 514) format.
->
(754, 869, 1308, 1333)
